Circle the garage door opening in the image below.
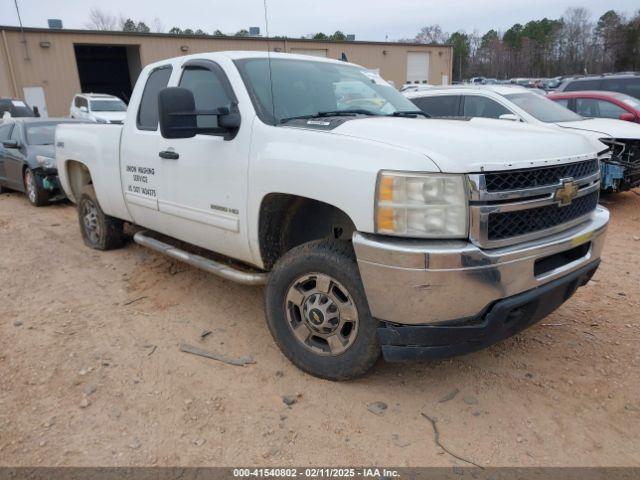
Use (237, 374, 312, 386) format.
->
(74, 45, 141, 103)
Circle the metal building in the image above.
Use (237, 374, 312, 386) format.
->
(0, 26, 452, 117)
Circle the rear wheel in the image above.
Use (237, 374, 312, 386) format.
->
(78, 184, 125, 250)
(265, 239, 380, 380)
(24, 168, 49, 207)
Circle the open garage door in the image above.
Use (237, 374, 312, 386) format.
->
(74, 45, 141, 103)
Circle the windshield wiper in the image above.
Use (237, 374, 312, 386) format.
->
(390, 110, 430, 118)
(279, 109, 379, 124)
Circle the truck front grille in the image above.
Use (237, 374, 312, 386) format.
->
(468, 157, 600, 248)
(487, 191, 599, 240)
(484, 159, 599, 192)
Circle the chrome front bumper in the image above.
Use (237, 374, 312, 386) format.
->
(353, 206, 609, 325)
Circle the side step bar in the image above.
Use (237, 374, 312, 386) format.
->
(133, 230, 268, 286)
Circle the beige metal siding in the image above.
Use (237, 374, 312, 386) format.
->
(0, 28, 452, 116)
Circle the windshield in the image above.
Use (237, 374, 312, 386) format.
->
(25, 122, 75, 145)
(235, 58, 422, 124)
(505, 92, 584, 123)
(90, 99, 126, 112)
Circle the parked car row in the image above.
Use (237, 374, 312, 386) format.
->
(458, 73, 640, 98)
(0, 93, 128, 205)
(405, 85, 640, 192)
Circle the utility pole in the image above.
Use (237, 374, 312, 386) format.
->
(14, 0, 30, 61)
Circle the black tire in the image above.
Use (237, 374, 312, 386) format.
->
(265, 239, 380, 380)
(77, 184, 125, 250)
(23, 167, 49, 207)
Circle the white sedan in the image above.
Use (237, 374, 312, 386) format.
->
(405, 85, 640, 192)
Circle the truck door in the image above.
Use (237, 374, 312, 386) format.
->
(157, 59, 252, 262)
(120, 65, 172, 233)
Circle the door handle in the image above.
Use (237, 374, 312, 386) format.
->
(159, 150, 179, 160)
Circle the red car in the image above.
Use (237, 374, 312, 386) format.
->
(547, 91, 640, 123)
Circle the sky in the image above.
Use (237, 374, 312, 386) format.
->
(1, 0, 638, 41)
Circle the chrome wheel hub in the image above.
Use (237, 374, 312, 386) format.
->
(285, 273, 359, 356)
(82, 200, 101, 244)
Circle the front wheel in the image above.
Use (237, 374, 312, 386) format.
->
(265, 239, 380, 380)
(24, 168, 49, 207)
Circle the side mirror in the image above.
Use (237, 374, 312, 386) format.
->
(2, 140, 19, 149)
(33, 106, 40, 117)
(80, 106, 88, 113)
(619, 112, 636, 122)
(218, 111, 241, 129)
(158, 87, 198, 139)
(499, 113, 521, 122)
(158, 87, 241, 139)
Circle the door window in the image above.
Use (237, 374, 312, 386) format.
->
(574, 98, 627, 119)
(411, 95, 460, 117)
(137, 67, 172, 130)
(603, 78, 640, 100)
(179, 66, 234, 131)
(596, 100, 627, 119)
(564, 79, 600, 91)
(462, 95, 510, 118)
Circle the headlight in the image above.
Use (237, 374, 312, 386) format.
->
(36, 155, 56, 169)
(375, 171, 468, 238)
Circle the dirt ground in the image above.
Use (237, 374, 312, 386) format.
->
(0, 190, 639, 468)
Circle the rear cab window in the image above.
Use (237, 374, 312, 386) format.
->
(137, 66, 173, 130)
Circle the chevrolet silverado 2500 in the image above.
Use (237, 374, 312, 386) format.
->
(56, 52, 609, 380)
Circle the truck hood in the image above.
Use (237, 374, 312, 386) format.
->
(332, 117, 597, 173)
(555, 118, 640, 139)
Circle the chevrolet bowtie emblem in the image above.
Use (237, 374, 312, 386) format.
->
(555, 179, 579, 206)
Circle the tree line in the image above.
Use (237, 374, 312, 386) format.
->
(86, 8, 353, 40)
(403, 7, 640, 81)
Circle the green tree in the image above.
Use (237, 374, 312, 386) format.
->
(213, 29, 225, 36)
(122, 18, 137, 32)
(169, 27, 182, 34)
(312, 32, 328, 40)
(330, 31, 347, 41)
(234, 29, 249, 37)
(183, 28, 194, 35)
(448, 31, 470, 81)
(136, 21, 150, 33)
(480, 29, 499, 49)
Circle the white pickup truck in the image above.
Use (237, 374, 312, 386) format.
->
(56, 52, 609, 380)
